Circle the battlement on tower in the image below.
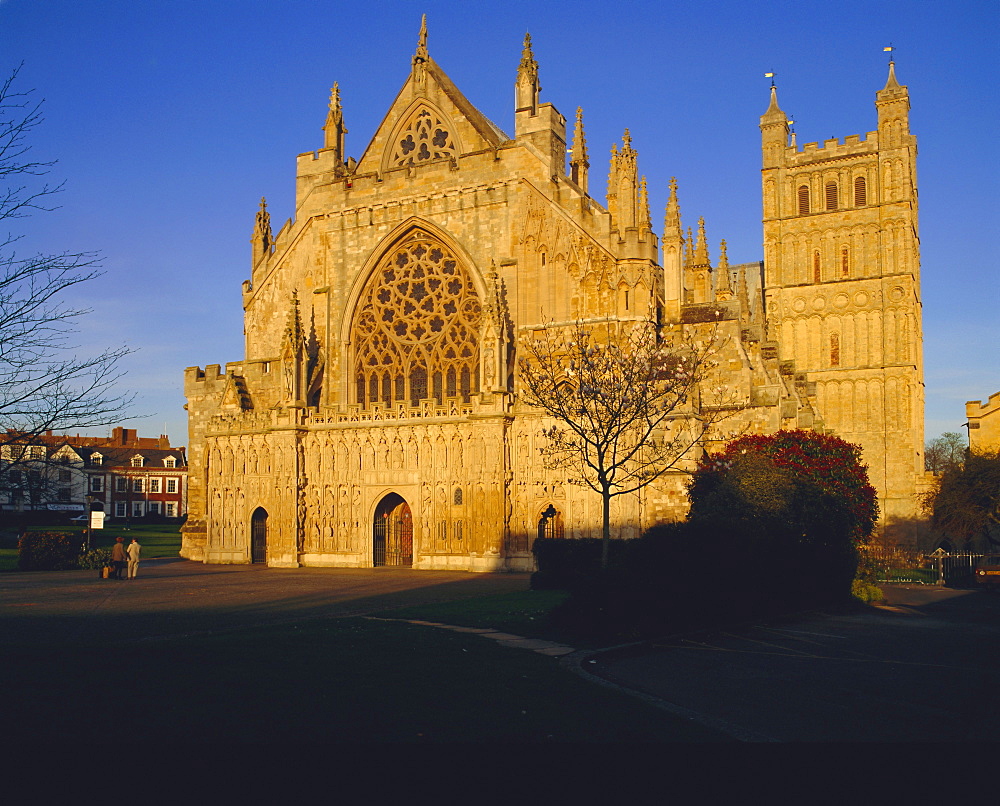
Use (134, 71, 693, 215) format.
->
(789, 131, 877, 162)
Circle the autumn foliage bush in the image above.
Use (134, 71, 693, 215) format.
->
(543, 431, 879, 642)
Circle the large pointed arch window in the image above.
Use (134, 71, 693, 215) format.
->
(353, 231, 481, 408)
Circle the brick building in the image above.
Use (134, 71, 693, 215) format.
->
(0, 427, 187, 520)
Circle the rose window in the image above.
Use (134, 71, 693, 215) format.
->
(353, 232, 480, 407)
(388, 107, 457, 169)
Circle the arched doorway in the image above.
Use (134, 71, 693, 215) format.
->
(250, 507, 268, 563)
(373, 493, 413, 567)
(537, 504, 564, 541)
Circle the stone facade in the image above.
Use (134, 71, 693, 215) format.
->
(182, 26, 925, 570)
(967, 393, 1000, 453)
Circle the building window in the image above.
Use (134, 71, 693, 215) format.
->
(166, 478, 177, 494)
(813, 251, 821, 283)
(352, 230, 481, 409)
(454, 487, 463, 505)
(91, 453, 103, 466)
(148, 501, 161, 515)
(825, 181, 838, 211)
(797, 184, 810, 215)
(116, 478, 127, 492)
(164, 457, 176, 468)
(841, 246, 849, 277)
(29, 446, 46, 460)
(116, 502, 127, 517)
(166, 502, 177, 518)
(132, 502, 144, 517)
(132, 478, 143, 493)
(148, 478, 161, 493)
(57, 488, 71, 502)
(854, 176, 867, 207)
(91, 477, 103, 493)
(387, 105, 457, 169)
(59, 469, 72, 482)
(830, 333, 841, 367)
(131, 456, 144, 467)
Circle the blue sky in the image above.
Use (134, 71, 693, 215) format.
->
(3, 0, 997, 446)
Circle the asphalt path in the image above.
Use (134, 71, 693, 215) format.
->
(5, 561, 998, 742)
(0, 557, 531, 646)
(586, 584, 1000, 742)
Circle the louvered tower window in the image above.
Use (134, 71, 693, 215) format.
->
(797, 185, 810, 215)
(854, 176, 867, 207)
(825, 181, 838, 210)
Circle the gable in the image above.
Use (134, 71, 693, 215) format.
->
(356, 58, 509, 176)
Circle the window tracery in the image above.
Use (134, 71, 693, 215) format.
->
(387, 106, 458, 169)
(353, 231, 481, 407)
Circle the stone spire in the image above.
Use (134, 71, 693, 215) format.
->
(639, 177, 651, 233)
(663, 177, 682, 240)
(323, 82, 347, 170)
(252, 196, 272, 264)
(661, 177, 685, 323)
(715, 239, 733, 301)
(737, 262, 750, 322)
(412, 15, 429, 82)
(281, 291, 306, 406)
(607, 130, 638, 232)
(570, 107, 589, 191)
(876, 59, 910, 139)
(515, 32, 540, 114)
(684, 226, 694, 268)
(760, 82, 790, 167)
(693, 217, 710, 267)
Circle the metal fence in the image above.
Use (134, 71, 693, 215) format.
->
(866, 548, 985, 587)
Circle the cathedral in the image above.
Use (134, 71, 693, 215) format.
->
(181, 22, 925, 570)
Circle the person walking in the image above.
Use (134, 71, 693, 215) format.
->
(126, 538, 141, 579)
(111, 536, 127, 580)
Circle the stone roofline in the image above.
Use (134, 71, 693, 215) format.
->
(966, 391, 1000, 416)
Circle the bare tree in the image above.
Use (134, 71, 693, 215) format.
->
(518, 319, 738, 567)
(924, 431, 967, 473)
(0, 65, 132, 497)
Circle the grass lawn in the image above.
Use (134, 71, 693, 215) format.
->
(0, 521, 182, 571)
(6, 616, 726, 742)
(378, 589, 586, 645)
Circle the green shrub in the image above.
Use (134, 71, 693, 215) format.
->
(851, 579, 885, 603)
(17, 531, 84, 571)
(77, 547, 113, 570)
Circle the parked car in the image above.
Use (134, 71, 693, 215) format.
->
(974, 555, 1000, 590)
(70, 514, 111, 523)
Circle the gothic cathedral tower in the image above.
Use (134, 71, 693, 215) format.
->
(760, 63, 924, 523)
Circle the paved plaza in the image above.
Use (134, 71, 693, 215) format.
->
(0, 558, 531, 646)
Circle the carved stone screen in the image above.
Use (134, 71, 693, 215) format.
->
(353, 231, 481, 408)
(388, 106, 458, 169)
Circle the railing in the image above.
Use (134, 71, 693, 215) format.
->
(865, 547, 985, 587)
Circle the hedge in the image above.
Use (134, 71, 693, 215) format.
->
(17, 531, 85, 571)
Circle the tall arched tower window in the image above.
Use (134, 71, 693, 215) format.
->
(854, 176, 867, 207)
(352, 230, 482, 408)
(797, 185, 810, 215)
(813, 251, 821, 283)
(830, 333, 841, 367)
(825, 181, 838, 211)
(841, 246, 850, 277)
